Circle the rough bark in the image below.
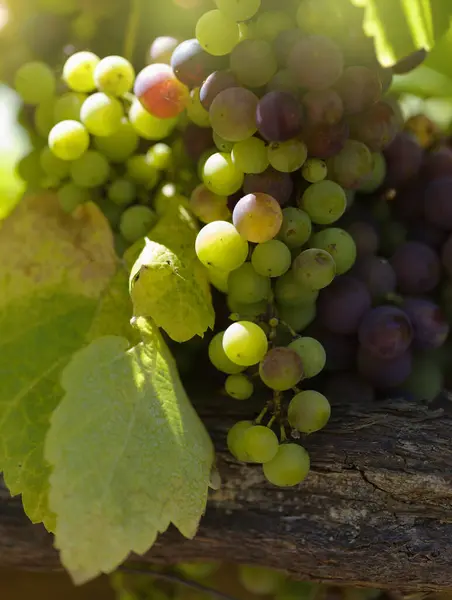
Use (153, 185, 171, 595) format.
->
(0, 392, 451, 592)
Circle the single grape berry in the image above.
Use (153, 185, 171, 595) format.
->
(222, 321, 268, 367)
(225, 374, 254, 400)
(233, 193, 283, 243)
(288, 390, 331, 433)
(259, 347, 304, 391)
(227, 420, 253, 461)
(242, 425, 279, 463)
(263, 443, 310, 487)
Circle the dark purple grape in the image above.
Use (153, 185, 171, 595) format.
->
(327, 139, 373, 189)
(392, 48, 428, 74)
(424, 177, 452, 230)
(288, 35, 344, 90)
(358, 306, 413, 360)
(408, 222, 446, 250)
(351, 255, 396, 299)
(346, 221, 379, 256)
(243, 167, 293, 206)
(383, 132, 423, 188)
(273, 28, 305, 65)
(171, 39, 223, 88)
(182, 124, 213, 162)
(303, 120, 349, 159)
(349, 101, 399, 151)
(305, 324, 357, 372)
(403, 297, 449, 350)
(392, 177, 425, 222)
(390, 241, 440, 294)
(421, 146, 452, 181)
(256, 91, 304, 142)
(334, 66, 381, 114)
(323, 371, 376, 405)
(199, 70, 239, 110)
(302, 89, 344, 127)
(357, 347, 412, 389)
(317, 276, 371, 334)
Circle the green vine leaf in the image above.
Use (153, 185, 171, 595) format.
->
(129, 204, 214, 343)
(45, 319, 214, 584)
(350, 0, 452, 66)
(0, 193, 131, 531)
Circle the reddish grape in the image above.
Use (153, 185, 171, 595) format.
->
(134, 63, 189, 118)
(243, 167, 293, 206)
(288, 35, 343, 90)
(334, 66, 381, 114)
(302, 89, 343, 127)
(199, 70, 238, 110)
(358, 347, 412, 389)
(171, 39, 224, 88)
(390, 241, 440, 294)
(403, 297, 449, 350)
(303, 120, 349, 159)
(256, 91, 304, 142)
(349, 101, 399, 151)
(317, 276, 371, 335)
(358, 306, 413, 360)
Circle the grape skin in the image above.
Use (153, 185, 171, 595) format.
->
(277, 207, 312, 248)
(243, 168, 294, 207)
(119, 206, 158, 243)
(222, 320, 269, 366)
(227, 420, 253, 461)
(94, 55, 135, 96)
(70, 150, 110, 188)
(230, 39, 278, 89)
(403, 298, 450, 350)
(309, 228, 357, 275)
(288, 35, 343, 90)
(288, 337, 326, 378)
(358, 306, 413, 360)
(80, 93, 124, 137)
(48, 120, 90, 161)
(390, 241, 440, 295)
(288, 390, 331, 433)
(292, 249, 336, 290)
(63, 51, 100, 93)
(134, 64, 190, 119)
(259, 347, 304, 391)
(209, 332, 244, 374)
(242, 425, 279, 463)
(233, 193, 283, 243)
(256, 91, 304, 143)
(277, 302, 316, 333)
(300, 180, 347, 225)
(195, 10, 240, 56)
(149, 36, 179, 64)
(350, 255, 396, 300)
(263, 444, 310, 487)
(251, 240, 291, 278)
(189, 184, 230, 223)
(274, 271, 319, 307)
(202, 152, 244, 196)
(209, 87, 259, 142)
(171, 39, 222, 88)
(199, 70, 238, 110)
(317, 276, 371, 335)
(228, 262, 270, 304)
(358, 347, 412, 389)
(225, 374, 254, 400)
(195, 221, 248, 272)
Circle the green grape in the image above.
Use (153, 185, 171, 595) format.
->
(39, 146, 71, 179)
(16, 150, 44, 186)
(54, 92, 86, 122)
(41, 175, 60, 190)
(275, 271, 319, 306)
(35, 100, 55, 137)
(209, 87, 259, 142)
(225, 373, 254, 400)
(292, 248, 336, 290)
(70, 150, 110, 188)
(71, 13, 97, 41)
(108, 178, 137, 206)
(277, 302, 316, 333)
(214, 0, 261, 21)
(223, 320, 268, 366)
(228, 262, 270, 304)
(327, 139, 373, 190)
(119, 205, 158, 243)
(288, 337, 326, 378)
(14, 61, 56, 105)
(196, 10, 240, 56)
(196, 221, 248, 271)
(232, 137, 269, 174)
(239, 565, 286, 596)
(202, 152, 244, 196)
(126, 155, 159, 189)
(227, 420, 253, 460)
(94, 119, 139, 163)
(268, 140, 307, 173)
(48, 120, 90, 161)
(153, 182, 188, 216)
(302, 158, 327, 183)
(147, 143, 173, 170)
(57, 182, 90, 213)
(233, 193, 283, 243)
(207, 266, 229, 293)
(96, 196, 123, 229)
(189, 184, 230, 224)
(187, 87, 210, 127)
(227, 296, 268, 321)
(129, 99, 178, 140)
(288, 390, 331, 433)
(255, 10, 294, 41)
(208, 332, 244, 374)
(242, 425, 279, 463)
(299, 180, 347, 225)
(197, 148, 216, 180)
(358, 152, 386, 193)
(38, 0, 77, 14)
(177, 562, 219, 579)
(402, 354, 444, 402)
(277, 207, 312, 249)
(213, 132, 234, 153)
(80, 92, 124, 137)
(230, 39, 277, 88)
(63, 51, 100, 93)
(263, 443, 310, 487)
(251, 239, 291, 278)
(259, 347, 303, 391)
(310, 227, 356, 275)
(94, 55, 135, 96)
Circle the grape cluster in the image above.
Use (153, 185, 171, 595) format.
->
(12, 0, 450, 489)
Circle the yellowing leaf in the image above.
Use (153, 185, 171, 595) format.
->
(45, 320, 214, 584)
(0, 193, 130, 530)
(130, 205, 214, 343)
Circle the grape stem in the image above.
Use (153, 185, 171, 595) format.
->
(119, 566, 240, 600)
(123, 0, 141, 62)
(280, 319, 298, 338)
(255, 405, 268, 424)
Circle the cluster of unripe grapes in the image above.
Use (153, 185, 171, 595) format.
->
(11, 0, 452, 489)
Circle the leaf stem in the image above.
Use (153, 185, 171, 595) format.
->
(123, 0, 141, 62)
(118, 566, 240, 600)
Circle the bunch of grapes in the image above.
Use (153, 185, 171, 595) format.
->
(11, 0, 451, 490)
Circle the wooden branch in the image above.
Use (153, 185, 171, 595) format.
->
(0, 392, 451, 592)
